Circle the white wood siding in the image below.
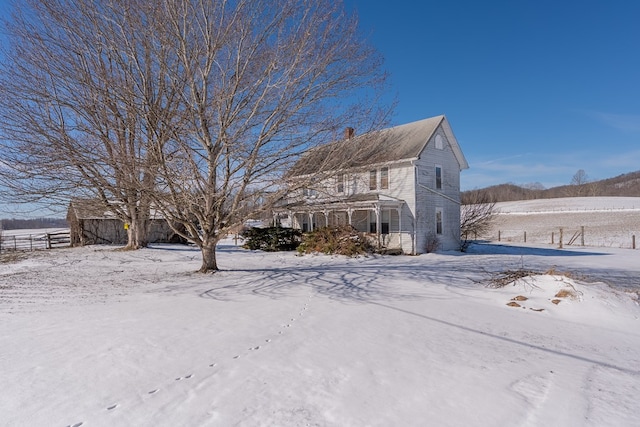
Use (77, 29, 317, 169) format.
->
(414, 126, 462, 251)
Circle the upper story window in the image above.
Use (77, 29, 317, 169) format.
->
(303, 188, 317, 197)
(380, 167, 389, 189)
(369, 170, 377, 190)
(435, 165, 442, 190)
(435, 134, 444, 150)
(337, 174, 344, 193)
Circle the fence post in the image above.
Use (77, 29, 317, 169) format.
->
(524, 231, 527, 243)
(551, 232, 554, 245)
(581, 226, 584, 246)
(633, 235, 636, 250)
(47, 233, 52, 250)
(498, 230, 501, 242)
(559, 228, 563, 249)
(13, 235, 17, 251)
(30, 235, 33, 251)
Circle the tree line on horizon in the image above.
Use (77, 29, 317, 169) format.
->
(0, 218, 68, 230)
(462, 170, 640, 204)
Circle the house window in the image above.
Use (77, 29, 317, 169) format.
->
(337, 174, 344, 193)
(369, 210, 377, 233)
(435, 166, 442, 190)
(369, 170, 377, 190)
(380, 167, 389, 189)
(381, 209, 390, 235)
(436, 208, 443, 235)
(435, 134, 444, 150)
(303, 188, 317, 197)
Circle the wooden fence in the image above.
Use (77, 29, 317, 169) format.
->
(0, 231, 71, 253)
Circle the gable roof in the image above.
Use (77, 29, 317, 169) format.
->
(289, 115, 468, 177)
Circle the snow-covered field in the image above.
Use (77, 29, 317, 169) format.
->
(487, 197, 640, 248)
(1, 238, 639, 426)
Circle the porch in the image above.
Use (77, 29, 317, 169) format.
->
(274, 195, 407, 252)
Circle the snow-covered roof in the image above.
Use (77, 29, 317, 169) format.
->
(289, 115, 469, 176)
(67, 199, 165, 220)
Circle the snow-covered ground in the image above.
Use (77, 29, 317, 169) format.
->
(1, 239, 639, 426)
(487, 197, 640, 248)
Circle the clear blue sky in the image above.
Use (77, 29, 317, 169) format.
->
(1, 0, 639, 218)
(347, 0, 640, 190)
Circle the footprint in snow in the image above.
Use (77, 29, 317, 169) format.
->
(209, 363, 217, 367)
(265, 339, 271, 343)
(107, 404, 118, 411)
(67, 423, 83, 427)
(148, 389, 159, 394)
(233, 355, 240, 359)
(185, 374, 193, 379)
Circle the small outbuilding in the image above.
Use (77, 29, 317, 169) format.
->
(67, 200, 183, 246)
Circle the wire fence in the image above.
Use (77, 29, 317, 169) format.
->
(490, 226, 637, 249)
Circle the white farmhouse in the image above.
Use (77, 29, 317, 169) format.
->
(276, 115, 469, 253)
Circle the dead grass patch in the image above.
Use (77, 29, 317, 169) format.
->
(0, 252, 29, 264)
(555, 288, 576, 298)
(486, 269, 541, 288)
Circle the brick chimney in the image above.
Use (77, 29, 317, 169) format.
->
(344, 127, 355, 139)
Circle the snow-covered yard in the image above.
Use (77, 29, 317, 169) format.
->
(1, 239, 639, 426)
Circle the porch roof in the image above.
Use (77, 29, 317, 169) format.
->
(276, 193, 404, 212)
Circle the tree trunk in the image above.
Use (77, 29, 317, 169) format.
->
(199, 237, 219, 273)
(124, 218, 149, 250)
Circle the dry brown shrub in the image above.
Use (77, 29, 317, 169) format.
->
(512, 295, 528, 301)
(297, 225, 374, 257)
(555, 288, 578, 299)
(506, 301, 521, 307)
(486, 269, 540, 288)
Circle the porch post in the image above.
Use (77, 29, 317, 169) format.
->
(324, 209, 329, 227)
(308, 212, 314, 231)
(375, 204, 381, 248)
(347, 208, 353, 226)
(397, 207, 403, 251)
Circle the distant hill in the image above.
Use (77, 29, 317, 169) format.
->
(462, 170, 640, 204)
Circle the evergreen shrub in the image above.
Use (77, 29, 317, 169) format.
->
(241, 227, 302, 252)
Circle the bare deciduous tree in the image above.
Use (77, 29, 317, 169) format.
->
(148, 0, 389, 272)
(566, 169, 590, 197)
(571, 169, 589, 186)
(0, 0, 389, 271)
(460, 190, 497, 251)
(0, 0, 186, 249)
